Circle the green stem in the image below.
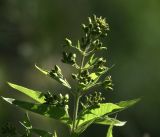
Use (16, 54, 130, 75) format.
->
(72, 94, 81, 132)
(72, 50, 86, 134)
(72, 35, 91, 134)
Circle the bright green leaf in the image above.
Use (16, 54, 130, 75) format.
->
(117, 98, 140, 108)
(8, 82, 45, 103)
(77, 103, 122, 126)
(108, 98, 141, 115)
(89, 73, 98, 80)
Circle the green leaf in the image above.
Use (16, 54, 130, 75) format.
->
(77, 103, 122, 127)
(2, 97, 70, 124)
(35, 64, 49, 75)
(89, 73, 98, 80)
(75, 119, 95, 134)
(117, 98, 140, 108)
(8, 82, 45, 103)
(32, 128, 54, 137)
(109, 98, 141, 115)
(83, 54, 98, 69)
(106, 125, 113, 137)
(95, 116, 126, 126)
(20, 112, 32, 130)
(35, 65, 71, 89)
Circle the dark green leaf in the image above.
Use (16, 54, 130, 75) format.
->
(75, 119, 95, 134)
(2, 97, 70, 124)
(20, 112, 32, 130)
(32, 128, 54, 137)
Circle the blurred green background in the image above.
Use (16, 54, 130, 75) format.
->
(0, 0, 160, 137)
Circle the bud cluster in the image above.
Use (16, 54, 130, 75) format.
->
(81, 92, 105, 109)
(44, 91, 69, 107)
(91, 39, 105, 51)
(80, 15, 109, 51)
(62, 52, 76, 65)
(94, 57, 108, 73)
(79, 70, 94, 86)
(102, 76, 113, 90)
(72, 70, 95, 87)
(49, 65, 63, 79)
(61, 15, 113, 92)
(82, 15, 109, 37)
(48, 65, 71, 89)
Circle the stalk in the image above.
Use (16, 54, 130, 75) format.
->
(72, 94, 81, 132)
(72, 49, 86, 134)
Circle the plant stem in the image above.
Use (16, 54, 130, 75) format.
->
(72, 49, 86, 134)
(72, 94, 81, 132)
(72, 34, 92, 134)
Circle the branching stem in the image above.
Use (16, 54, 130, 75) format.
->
(72, 46, 88, 134)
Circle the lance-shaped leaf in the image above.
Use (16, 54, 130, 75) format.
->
(95, 116, 126, 126)
(35, 64, 71, 89)
(108, 98, 141, 115)
(77, 103, 122, 126)
(2, 97, 70, 124)
(117, 98, 140, 108)
(8, 82, 45, 103)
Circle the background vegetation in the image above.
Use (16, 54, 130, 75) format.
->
(0, 0, 160, 137)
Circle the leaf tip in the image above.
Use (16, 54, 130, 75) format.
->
(1, 97, 15, 104)
(35, 64, 48, 75)
(7, 81, 14, 87)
